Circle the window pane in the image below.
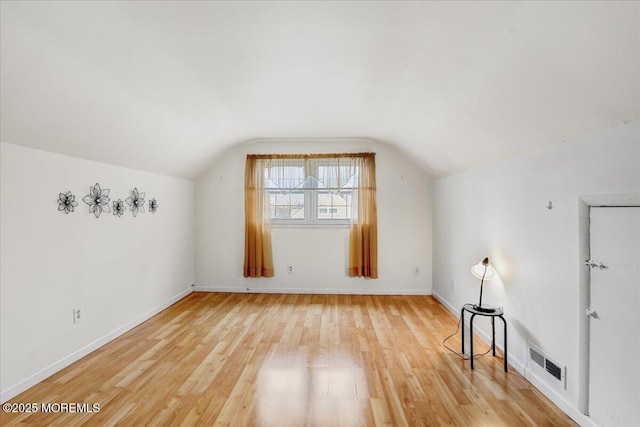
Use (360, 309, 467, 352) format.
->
(317, 192, 331, 219)
(290, 192, 304, 219)
(316, 160, 357, 190)
(270, 191, 305, 220)
(264, 157, 358, 224)
(265, 161, 306, 190)
(316, 190, 351, 220)
(334, 190, 350, 219)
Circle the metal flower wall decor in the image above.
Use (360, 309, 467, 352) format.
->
(83, 183, 111, 218)
(57, 191, 79, 214)
(113, 199, 126, 217)
(126, 187, 145, 217)
(149, 198, 158, 214)
(57, 184, 158, 219)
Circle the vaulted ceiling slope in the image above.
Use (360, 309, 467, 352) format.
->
(1, 1, 638, 180)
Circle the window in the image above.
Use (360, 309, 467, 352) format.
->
(264, 157, 358, 226)
(244, 152, 377, 278)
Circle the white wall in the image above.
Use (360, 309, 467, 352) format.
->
(432, 122, 639, 419)
(0, 143, 195, 400)
(195, 139, 432, 294)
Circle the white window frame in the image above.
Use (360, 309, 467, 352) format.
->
(267, 160, 353, 228)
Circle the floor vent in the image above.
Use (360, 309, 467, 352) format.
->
(528, 343, 566, 388)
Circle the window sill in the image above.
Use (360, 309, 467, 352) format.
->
(270, 222, 350, 229)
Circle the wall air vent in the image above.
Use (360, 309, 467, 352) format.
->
(545, 359, 562, 381)
(528, 343, 566, 389)
(530, 346, 545, 368)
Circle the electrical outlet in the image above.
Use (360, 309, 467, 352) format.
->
(413, 266, 420, 275)
(287, 265, 293, 274)
(73, 308, 82, 324)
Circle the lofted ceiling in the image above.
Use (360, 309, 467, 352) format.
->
(1, 1, 639, 180)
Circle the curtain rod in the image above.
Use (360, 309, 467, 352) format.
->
(246, 152, 375, 159)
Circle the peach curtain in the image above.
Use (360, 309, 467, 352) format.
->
(244, 152, 377, 279)
(243, 156, 274, 278)
(348, 154, 378, 278)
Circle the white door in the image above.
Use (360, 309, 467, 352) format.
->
(588, 207, 640, 426)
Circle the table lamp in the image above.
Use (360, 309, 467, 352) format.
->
(471, 257, 497, 313)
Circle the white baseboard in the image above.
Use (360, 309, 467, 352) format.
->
(523, 369, 598, 427)
(431, 290, 596, 427)
(1, 286, 193, 404)
(193, 285, 432, 296)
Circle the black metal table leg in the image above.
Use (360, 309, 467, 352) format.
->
(491, 316, 496, 356)
(461, 306, 465, 357)
(501, 315, 508, 372)
(470, 313, 476, 370)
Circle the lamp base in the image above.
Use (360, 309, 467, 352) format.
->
(473, 304, 497, 313)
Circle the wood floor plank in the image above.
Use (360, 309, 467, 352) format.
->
(1, 293, 577, 426)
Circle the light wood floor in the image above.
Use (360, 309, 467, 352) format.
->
(2, 293, 576, 426)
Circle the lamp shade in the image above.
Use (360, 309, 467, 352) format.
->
(471, 257, 496, 280)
